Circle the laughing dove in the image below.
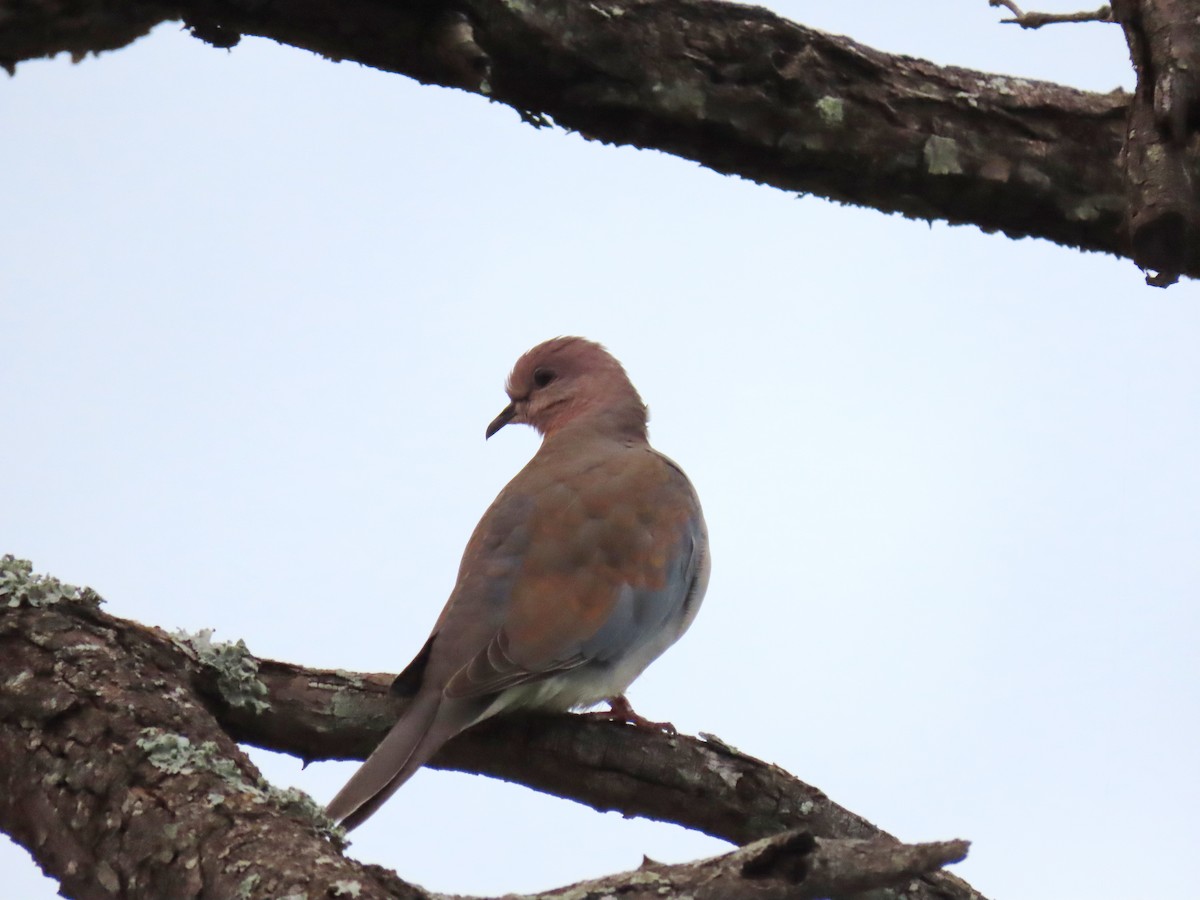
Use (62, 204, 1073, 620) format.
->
(326, 336, 710, 830)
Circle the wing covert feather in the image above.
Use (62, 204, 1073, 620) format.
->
(441, 444, 705, 700)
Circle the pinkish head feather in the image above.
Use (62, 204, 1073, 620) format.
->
(486, 337, 648, 440)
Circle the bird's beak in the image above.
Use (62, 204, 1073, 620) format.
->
(485, 402, 517, 439)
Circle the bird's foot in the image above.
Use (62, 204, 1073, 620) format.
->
(583, 695, 677, 735)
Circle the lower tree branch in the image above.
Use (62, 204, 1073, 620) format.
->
(1, 558, 981, 900)
(539, 831, 970, 900)
(0, 564, 417, 900)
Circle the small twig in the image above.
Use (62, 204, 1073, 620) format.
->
(988, 1, 1114, 29)
(989, 0, 1025, 17)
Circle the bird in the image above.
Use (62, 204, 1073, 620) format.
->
(325, 336, 710, 831)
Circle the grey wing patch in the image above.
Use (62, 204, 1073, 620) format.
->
(441, 469, 709, 701)
(580, 517, 708, 664)
(678, 525, 709, 631)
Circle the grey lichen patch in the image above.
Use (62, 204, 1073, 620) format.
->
(60, 641, 106, 654)
(954, 90, 980, 109)
(815, 96, 844, 126)
(264, 784, 346, 845)
(269, 785, 328, 823)
(236, 874, 261, 899)
(326, 687, 379, 723)
(588, 1, 626, 18)
(329, 669, 366, 688)
(702, 753, 743, 790)
(137, 729, 209, 774)
(173, 628, 270, 713)
(983, 74, 1035, 96)
(923, 136, 963, 175)
(626, 870, 670, 887)
(699, 732, 743, 755)
(138, 730, 342, 839)
(1, 556, 103, 609)
(137, 728, 263, 796)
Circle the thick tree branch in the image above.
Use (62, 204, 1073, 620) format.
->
(1110, 0, 1200, 285)
(1, 558, 982, 900)
(8, 0, 1198, 281)
(0, 562, 416, 900)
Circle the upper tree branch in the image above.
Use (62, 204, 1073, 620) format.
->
(0, 559, 984, 900)
(5, 0, 1190, 279)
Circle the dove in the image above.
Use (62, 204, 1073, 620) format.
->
(326, 336, 709, 830)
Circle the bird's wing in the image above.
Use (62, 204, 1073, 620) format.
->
(442, 445, 707, 700)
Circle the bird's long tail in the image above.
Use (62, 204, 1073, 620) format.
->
(326, 694, 470, 830)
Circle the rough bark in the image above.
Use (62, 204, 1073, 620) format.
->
(0, 563, 418, 900)
(6, 0, 1199, 282)
(1110, 0, 1200, 285)
(0, 558, 981, 900)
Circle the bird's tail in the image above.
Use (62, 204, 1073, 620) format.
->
(326, 694, 472, 830)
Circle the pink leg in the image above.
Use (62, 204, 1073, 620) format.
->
(583, 694, 677, 735)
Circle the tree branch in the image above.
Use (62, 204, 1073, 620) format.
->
(1110, 0, 1200, 285)
(0, 562, 416, 900)
(989, 1, 1115, 29)
(538, 832, 971, 900)
(0, 558, 982, 900)
(7, 0, 1196, 280)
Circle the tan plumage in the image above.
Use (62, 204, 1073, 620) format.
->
(326, 337, 709, 830)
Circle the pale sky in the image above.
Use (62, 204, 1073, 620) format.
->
(4, 2, 1198, 898)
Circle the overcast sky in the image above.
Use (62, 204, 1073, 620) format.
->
(4, 2, 1198, 898)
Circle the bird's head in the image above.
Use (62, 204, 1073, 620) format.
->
(486, 337, 648, 440)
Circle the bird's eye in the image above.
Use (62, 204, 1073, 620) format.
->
(532, 367, 556, 388)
